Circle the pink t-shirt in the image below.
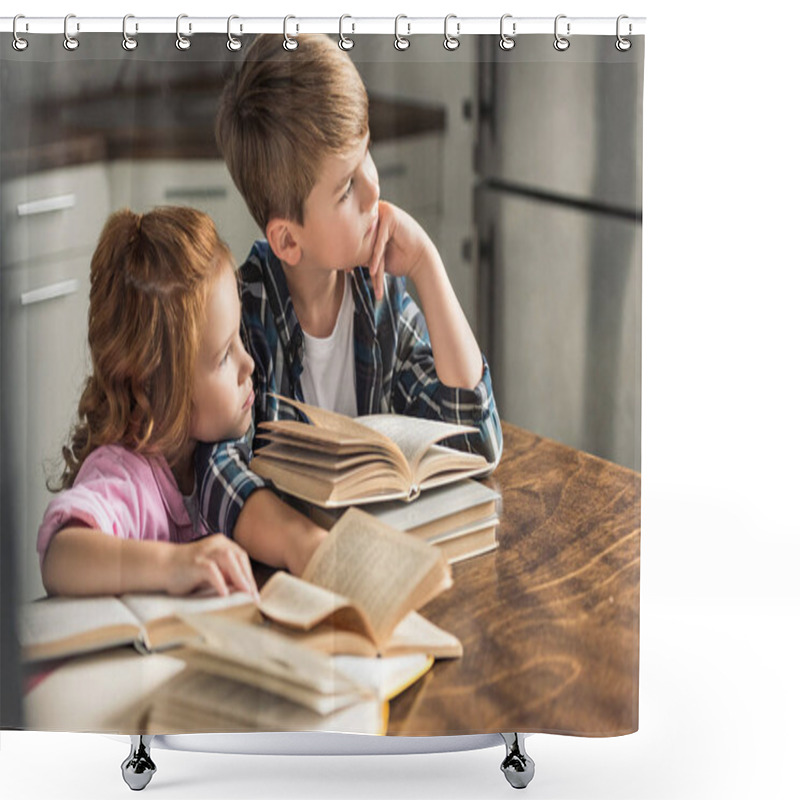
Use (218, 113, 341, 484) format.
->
(37, 444, 209, 571)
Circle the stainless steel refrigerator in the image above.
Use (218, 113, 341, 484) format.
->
(475, 36, 643, 470)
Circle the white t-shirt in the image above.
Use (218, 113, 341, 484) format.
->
(299, 276, 358, 417)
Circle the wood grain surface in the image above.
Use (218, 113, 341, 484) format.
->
(386, 422, 640, 737)
(23, 422, 638, 737)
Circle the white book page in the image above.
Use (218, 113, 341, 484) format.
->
(333, 653, 433, 700)
(356, 415, 478, 474)
(122, 590, 254, 624)
(18, 596, 140, 647)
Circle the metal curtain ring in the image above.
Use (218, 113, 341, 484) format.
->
(339, 15, 354, 50)
(616, 14, 632, 51)
(499, 14, 515, 51)
(394, 15, 410, 51)
(63, 13, 79, 51)
(175, 14, 191, 50)
(283, 15, 298, 50)
(554, 14, 570, 51)
(443, 14, 460, 51)
(227, 15, 242, 51)
(122, 14, 138, 51)
(12, 14, 29, 51)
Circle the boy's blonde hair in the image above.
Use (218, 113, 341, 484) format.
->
(56, 207, 232, 489)
(216, 34, 369, 231)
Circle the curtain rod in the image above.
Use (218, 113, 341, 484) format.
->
(0, 16, 646, 38)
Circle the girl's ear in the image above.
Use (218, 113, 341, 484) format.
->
(266, 219, 302, 266)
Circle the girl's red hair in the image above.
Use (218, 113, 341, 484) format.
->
(55, 206, 232, 489)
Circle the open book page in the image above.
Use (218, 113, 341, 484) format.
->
(269, 394, 391, 445)
(333, 653, 434, 701)
(177, 610, 369, 714)
(123, 590, 257, 651)
(258, 420, 378, 453)
(122, 590, 255, 623)
(251, 456, 407, 507)
(257, 621, 380, 658)
(254, 442, 387, 472)
(258, 570, 379, 643)
(145, 667, 386, 735)
(262, 394, 405, 463)
(257, 430, 387, 457)
(301, 508, 452, 647)
(414, 445, 492, 485)
(382, 611, 463, 659)
(19, 597, 143, 661)
(356, 415, 480, 477)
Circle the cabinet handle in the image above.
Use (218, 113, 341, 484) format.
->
(20, 279, 80, 307)
(17, 194, 77, 217)
(164, 187, 228, 200)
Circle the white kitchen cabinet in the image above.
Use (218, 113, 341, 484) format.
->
(1, 163, 111, 268)
(109, 160, 262, 267)
(1, 163, 109, 602)
(1, 255, 93, 602)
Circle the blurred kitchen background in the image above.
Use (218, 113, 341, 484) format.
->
(1, 33, 642, 606)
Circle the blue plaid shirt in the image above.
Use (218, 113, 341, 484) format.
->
(196, 240, 503, 537)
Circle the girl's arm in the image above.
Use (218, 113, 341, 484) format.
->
(41, 526, 259, 598)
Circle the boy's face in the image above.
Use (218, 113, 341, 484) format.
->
(293, 132, 381, 272)
(190, 262, 255, 444)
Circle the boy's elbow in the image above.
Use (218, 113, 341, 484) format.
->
(483, 411, 504, 473)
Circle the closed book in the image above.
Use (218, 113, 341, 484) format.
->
(307, 478, 501, 563)
(430, 518, 499, 564)
(309, 478, 498, 534)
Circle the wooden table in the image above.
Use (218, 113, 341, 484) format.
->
(386, 422, 640, 737)
(25, 422, 639, 739)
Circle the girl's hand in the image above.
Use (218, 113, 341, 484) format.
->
(367, 201, 434, 301)
(166, 534, 259, 599)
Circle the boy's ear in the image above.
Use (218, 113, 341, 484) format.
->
(266, 219, 302, 267)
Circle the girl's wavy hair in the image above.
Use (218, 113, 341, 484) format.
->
(54, 206, 232, 490)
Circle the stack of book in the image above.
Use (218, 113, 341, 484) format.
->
(253, 395, 502, 563)
(19, 508, 460, 734)
(307, 479, 500, 565)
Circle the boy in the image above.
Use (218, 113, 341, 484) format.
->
(197, 34, 502, 575)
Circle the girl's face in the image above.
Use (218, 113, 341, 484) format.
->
(190, 263, 255, 444)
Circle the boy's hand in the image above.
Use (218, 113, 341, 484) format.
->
(367, 200, 434, 301)
(166, 534, 259, 599)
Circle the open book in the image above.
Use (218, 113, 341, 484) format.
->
(144, 653, 433, 734)
(18, 590, 255, 663)
(20, 508, 458, 670)
(170, 508, 458, 714)
(251, 394, 491, 506)
(171, 611, 437, 716)
(145, 666, 386, 734)
(183, 507, 462, 663)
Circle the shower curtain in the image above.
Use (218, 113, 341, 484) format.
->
(1, 19, 643, 740)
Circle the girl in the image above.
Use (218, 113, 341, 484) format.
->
(37, 206, 261, 599)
